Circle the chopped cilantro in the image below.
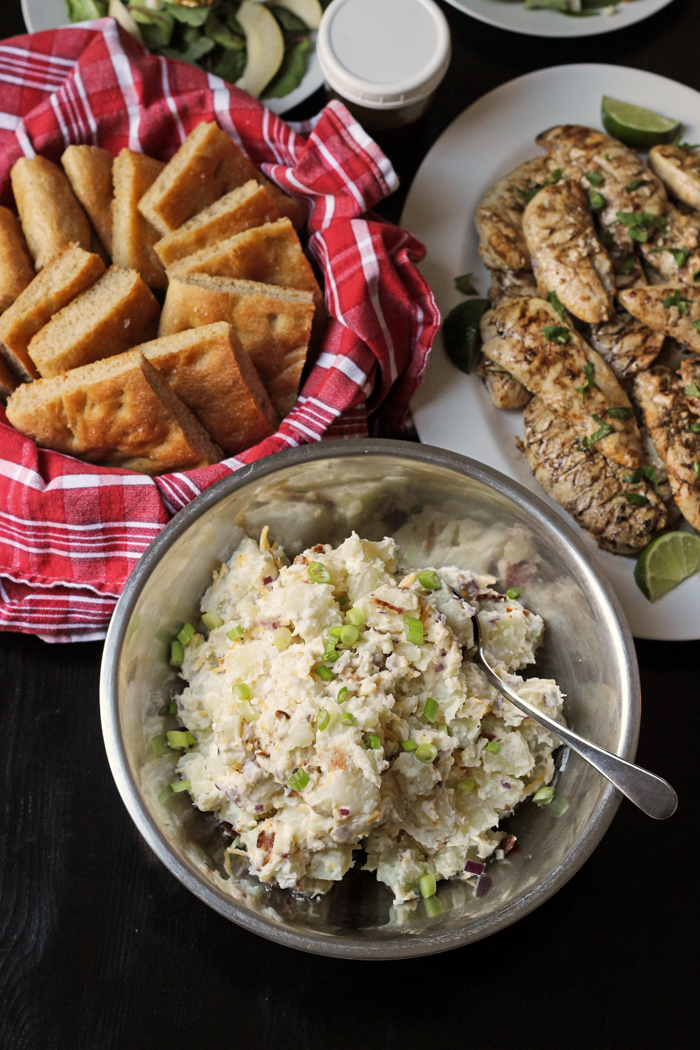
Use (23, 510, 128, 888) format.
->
(548, 290, 567, 320)
(695, 462, 700, 478)
(585, 170, 604, 187)
(575, 362, 597, 402)
(624, 465, 658, 489)
(541, 325, 571, 344)
(626, 179, 649, 193)
(615, 210, 666, 243)
(620, 492, 650, 507)
(606, 406, 635, 421)
(685, 382, 700, 398)
(582, 415, 613, 447)
(688, 421, 700, 434)
(650, 246, 691, 268)
(589, 190, 605, 212)
(454, 273, 479, 296)
(694, 320, 700, 336)
(615, 255, 637, 275)
(662, 290, 691, 314)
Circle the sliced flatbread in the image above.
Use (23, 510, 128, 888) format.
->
(159, 273, 313, 418)
(111, 149, 167, 290)
(0, 206, 34, 315)
(11, 156, 91, 269)
(138, 322, 279, 455)
(153, 181, 278, 267)
(28, 265, 160, 377)
(5, 350, 222, 474)
(0, 245, 106, 381)
(62, 144, 114, 255)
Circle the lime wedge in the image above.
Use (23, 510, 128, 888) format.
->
(442, 298, 490, 375)
(634, 531, 700, 601)
(601, 97, 682, 149)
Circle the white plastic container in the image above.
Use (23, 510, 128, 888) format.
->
(316, 0, 451, 130)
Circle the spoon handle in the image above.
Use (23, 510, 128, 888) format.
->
(477, 653, 678, 821)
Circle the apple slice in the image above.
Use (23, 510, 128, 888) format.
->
(270, 0, 323, 30)
(236, 1, 285, 99)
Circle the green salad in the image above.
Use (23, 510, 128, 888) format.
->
(522, 0, 632, 15)
(65, 0, 324, 100)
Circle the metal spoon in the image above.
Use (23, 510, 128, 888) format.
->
(450, 586, 678, 820)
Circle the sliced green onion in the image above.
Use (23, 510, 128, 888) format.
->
(238, 700, 258, 723)
(485, 740, 501, 754)
(533, 786, 555, 805)
(401, 739, 418, 752)
(337, 686, 348, 704)
(417, 570, 441, 589)
(415, 743, 438, 763)
(232, 682, 251, 700)
(170, 779, 191, 794)
(274, 627, 292, 650)
(457, 777, 475, 792)
(505, 588, 522, 600)
(315, 664, 334, 681)
(422, 697, 438, 723)
(404, 615, 424, 645)
(158, 784, 173, 805)
(307, 561, 331, 584)
(230, 835, 242, 849)
(323, 645, 340, 663)
(226, 625, 244, 641)
(363, 734, 381, 749)
(345, 607, 365, 626)
(423, 896, 443, 918)
(152, 733, 169, 756)
(435, 722, 449, 735)
(158, 701, 177, 716)
(550, 795, 570, 818)
(316, 709, 330, 732)
(202, 611, 224, 630)
(337, 593, 348, 606)
(170, 639, 184, 667)
(329, 625, 343, 640)
(419, 872, 436, 899)
(166, 729, 196, 749)
(177, 623, 195, 645)
(341, 712, 355, 726)
(289, 768, 310, 791)
(340, 624, 360, 646)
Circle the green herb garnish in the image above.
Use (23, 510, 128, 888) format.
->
(662, 290, 691, 314)
(626, 178, 649, 193)
(485, 740, 501, 754)
(688, 421, 700, 434)
(417, 570, 441, 589)
(454, 273, 479, 296)
(606, 406, 635, 420)
(585, 170, 604, 187)
(575, 362, 598, 402)
(685, 382, 700, 398)
(589, 190, 605, 212)
(615, 254, 637, 276)
(506, 587, 522, 599)
(620, 492, 650, 507)
(541, 325, 571, 344)
(582, 415, 613, 447)
(289, 768, 310, 791)
(624, 465, 658, 489)
(423, 697, 439, 723)
(548, 291, 567, 320)
(616, 210, 666, 243)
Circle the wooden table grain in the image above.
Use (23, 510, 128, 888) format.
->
(0, 3, 696, 1048)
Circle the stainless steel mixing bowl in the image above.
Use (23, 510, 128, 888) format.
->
(100, 439, 639, 959)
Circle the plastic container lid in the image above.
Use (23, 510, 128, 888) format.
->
(316, 0, 451, 110)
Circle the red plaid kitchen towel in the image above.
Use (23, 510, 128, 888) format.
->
(0, 19, 439, 642)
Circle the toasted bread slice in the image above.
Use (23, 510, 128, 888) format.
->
(138, 322, 278, 455)
(153, 181, 279, 267)
(11, 156, 92, 270)
(111, 149, 167, 290)
(0, 355, 17, 402)
(5, 350, 222, 474)
(27, 266, 160, 377)
(159, 273, 313, 418)
(0, 206, 34, 315)
(137, 121, 306, 235)
(62, 145, 114, 255)
(0, 245, 106, 381)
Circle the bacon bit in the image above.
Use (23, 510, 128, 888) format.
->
(372, 597, 404, 614)
(263, 576, 273, 585)
(329, 751, 347, 771)
(502, 834, 517, 855)
(275, 710, 290, 720)
(257, 829, 275, 851)
(312, 544, 325, 553)
(255, 750, 270, 758)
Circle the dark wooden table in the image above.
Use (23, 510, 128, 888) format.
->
(1, 2, 696, 1048)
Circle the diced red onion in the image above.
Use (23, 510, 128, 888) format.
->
(339, 808, 350, 816)
(476, 875, 492, 898)
(501, 780, 511, 790)
(464, 860, 485, 875)
(435, 663, 445, 673)
(263, 576, 273, 585)
(255, 804, 264, 812)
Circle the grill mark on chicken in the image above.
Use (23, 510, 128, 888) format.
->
(639, 203, 700, 283)
(585, 311, 665, 378)
(618, 285, 700, 352)
(680, 358, 700, 415)
(475, 157, 553, 270)
(478, 356, 532, 408)
(649, 144, 700, 211)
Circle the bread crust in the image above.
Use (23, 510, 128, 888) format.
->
(111, 149, 167, 289)
(0, 245, 106, 381)
(139, 322, 279, 454)
(5, 350, 222, 474)
(27, 265, 160, 377)
(11, 156, 92, 269)
(62, 145, 114, 255)
(0, 206, 35, 315)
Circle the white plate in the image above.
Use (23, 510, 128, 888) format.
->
(20, 0, 323, 115)
(445, 0, 676, 37)
(401, 63, 700, 640)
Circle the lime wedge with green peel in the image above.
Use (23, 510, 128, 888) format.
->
(442, 297, 490, 375)
(634, 531, 700, 601)
(601, 97, 682, 149)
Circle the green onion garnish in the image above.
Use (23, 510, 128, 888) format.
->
(340, 624, 360, 646)
(533, 786, 555, 804)
(435, 722, 450, 735)
(417, 570, 441, 589)
(620, 492, 650, 507)
(337, 686, 348, 704)
(226, 625, 244, 641)
(316, 709, 330, 731)
(202, 611, 224, 630)
(457, 777, 475, 792)
(505, 588, 521, 599)
(152, 733, 169, 756)
(588, 190, 605, 212)
(158, 785, 173, 805)
(170, 779, 191, 794)
(548, 290, 567, 320)
(329, 625, 343, 640)
(585, 170, 603, 187)
(274, 627, 292, 650)
(337, 593, 348, 606)
(404, 615, 424, 645)
(166, 729, 196, 749)
(694, 462, 700, 478)
(345, 607, 365, 626)
(419, 872, 436, 899)
(238, 700, 258, 723)
(307, 561, 331, 584)
(423, 896, 443, 918)
(315, 664, 334, 681)
(485, 740, 501, 754)
(323, 644, 340, 663)
(232, 682, 251, 700)
(177, 623, 195, 645)
(341, 712, 355, 726)
(423, 697, 438, 723)
(625, 178, 648, 193)
(363, 734, 381, 749)
(158, 701, 177, 716)
(415, 743, 438, 763)
(170, 639, 184, 667)
(289, 768, 310, 791)
(685, 382, 700, 398)
(401, 739, 418, 752)
(550, 795, 570, 818)
(541, 325, 570, 344)
(624, 465, 658, 488)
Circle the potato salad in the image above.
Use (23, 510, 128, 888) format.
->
(168, 530, 565, 904)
